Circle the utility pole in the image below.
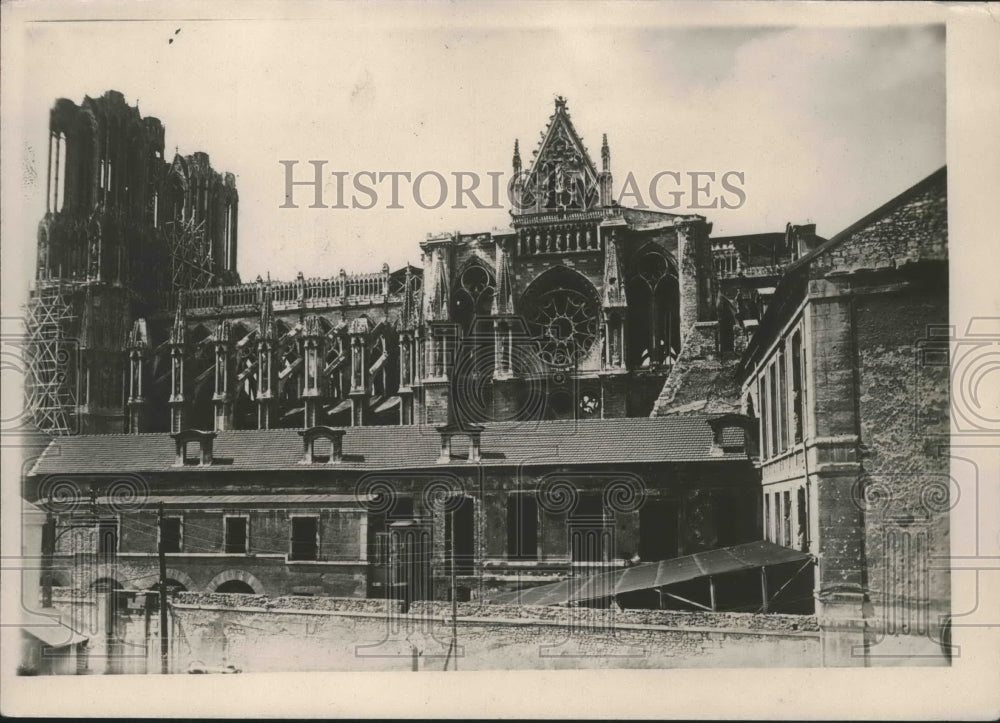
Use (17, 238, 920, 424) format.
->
(157, 502, 169, 674)
(41, 512, 55, 608)
(144, 592, 152, 675)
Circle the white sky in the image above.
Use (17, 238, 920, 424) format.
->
(3, 7, 944, 294)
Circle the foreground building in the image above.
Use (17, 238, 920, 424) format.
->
(739, 167, 949, 663)
(22, 91, 949, 666)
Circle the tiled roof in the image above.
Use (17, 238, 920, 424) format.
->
(29, 416, 748, 476)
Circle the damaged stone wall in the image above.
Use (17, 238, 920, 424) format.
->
(649, 321, 742, 417)
(164, 592, 819, 671)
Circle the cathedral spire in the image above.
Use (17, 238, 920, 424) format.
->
(512, 139, 521, 176)
(599, 133, 613, 207)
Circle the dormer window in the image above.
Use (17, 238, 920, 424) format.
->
(171, 429, 217, 467)
(298, 426, 346, 464)
(182, 442, 200, 466)
(706, 414, 758, 459)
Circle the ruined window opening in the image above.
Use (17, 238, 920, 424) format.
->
(791, 330, 804, 445)
(290, 516, 319, 561)
(506, 493, 538, 561)
(627, 251, 680, 368)
(160, 517, 182, 553)
(224, 516, 248, 554)
(638, 498, 679, 562)
(445, 497, 476, 574)
(717, 290, 741, 356)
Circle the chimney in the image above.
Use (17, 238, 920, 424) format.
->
(171, 429, 218, 466)
(298, 426, 347, 464)
(436, 423, 485, 464)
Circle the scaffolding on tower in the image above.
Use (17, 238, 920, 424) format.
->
(164, 216, 214, 304)
(24, 280, 80, 435)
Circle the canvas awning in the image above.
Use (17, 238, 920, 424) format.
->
(487, 541, 812, 606)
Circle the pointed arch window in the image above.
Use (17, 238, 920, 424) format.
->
(626, 248, 679, 368)
(451, 264, 495, 332)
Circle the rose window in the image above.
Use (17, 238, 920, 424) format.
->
(522, 277, 599, 369)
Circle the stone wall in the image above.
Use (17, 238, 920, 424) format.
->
(854, 284, 950, 660)
(812, 176, 947, 276)
(165, 593, 820, 672)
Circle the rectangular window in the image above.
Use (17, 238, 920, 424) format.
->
(445, 497, 476, 574)
(791, 330, 804, 445)
(759, 374, 770, 459)
(160, 517, 182, 553)
(777, 351, 788, 453)
(796, 486, 808, 551)
(771, 493, 781, 544)
(639, 498, 679, 561)
(764, 494, 771, 543)
(782, 491, 792, 548)
(224, 516, 248, 554)
(290, 516, 319, 561)
(768, 363, 779, 459)
(506, 494, 538, 561)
